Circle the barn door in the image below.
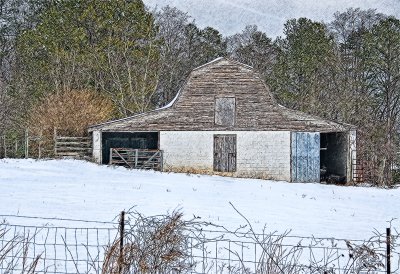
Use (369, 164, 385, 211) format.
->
(291, 132, 320, 183)
(214, 134, 237, 172)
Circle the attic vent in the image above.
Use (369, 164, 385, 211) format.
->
(215, 97, 236, 127)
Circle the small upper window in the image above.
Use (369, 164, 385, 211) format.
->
(215, 97, 236, 127)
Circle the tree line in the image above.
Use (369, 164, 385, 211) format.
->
(0, 0, 399, 185)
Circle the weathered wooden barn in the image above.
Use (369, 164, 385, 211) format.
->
(89, 58, 357, 183)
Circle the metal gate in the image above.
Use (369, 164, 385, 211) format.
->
(291, 132, 320, 183)
(214, 134, 237, 172)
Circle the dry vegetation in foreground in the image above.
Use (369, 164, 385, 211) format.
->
(0, 210, 399, 274)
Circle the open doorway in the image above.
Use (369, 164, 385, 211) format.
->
(101, 132, 158, 164)
(320, 132, 348, 184)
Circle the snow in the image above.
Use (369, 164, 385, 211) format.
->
(1, 158, 399, 240)
(90, 76, 181, 129)
(158, 85, 182, 109)
(192, 56, 224, 71)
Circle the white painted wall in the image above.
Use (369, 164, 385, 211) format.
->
(92, 130, 102, 164)
(160, 131, 291, 181)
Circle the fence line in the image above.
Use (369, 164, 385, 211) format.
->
(0, 223, 116, 273)
(0, 128, 92, 160)
(54, 128, 91, 159)
(0, 135, 26, 159)
(0, 215, 118, 226)
(0, 214, 398, 273)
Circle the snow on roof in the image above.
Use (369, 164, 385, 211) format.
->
(192, 57, 253, 71)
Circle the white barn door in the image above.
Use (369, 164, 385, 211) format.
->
(291, 132, 320, 183)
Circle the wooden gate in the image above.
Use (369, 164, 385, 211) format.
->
(109, 148, 163, 170)
(54, 136, 92, 158)
(214, 134, 237, 172)
(291, 132, 320, 183)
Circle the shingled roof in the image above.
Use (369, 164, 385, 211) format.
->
(89, 58, 353, 133)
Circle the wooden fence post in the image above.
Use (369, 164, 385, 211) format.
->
(53, 127, 57, 157)
(135, 149, 138, 168)
(160, 150, 163, 171)
(387, 227, 391, 274)
(24, 129, 29, 158)
(3, 136, 6, 158)
(119, 211, 125, 274)
(38, 130, 42, 159)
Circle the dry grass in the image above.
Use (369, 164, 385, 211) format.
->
(163, 166, 278, 180)
(0, 222, 42, 273)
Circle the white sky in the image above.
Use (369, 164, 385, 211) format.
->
(143, 0, 400, 37)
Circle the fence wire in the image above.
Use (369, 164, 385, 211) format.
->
(0, 222, 115, 274)
(186, 228, 396, 274)
(0, 216, 398, 274)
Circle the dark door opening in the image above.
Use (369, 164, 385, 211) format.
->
(102, 132, 158, 164)
(320, 132, 347, 183)
(214, 134, 237, 172)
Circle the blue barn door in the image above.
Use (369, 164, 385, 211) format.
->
(291, 132, 320, 183)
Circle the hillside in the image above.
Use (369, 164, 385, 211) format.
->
(0, 158, 399, 239)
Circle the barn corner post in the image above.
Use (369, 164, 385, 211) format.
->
(348, 129, 357, 183)
(92, 130, 102, 164)
(118, 210, 125, 274)
(386, 227, 391, 274)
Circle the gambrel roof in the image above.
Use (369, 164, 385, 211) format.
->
(89, 58, 353, 133)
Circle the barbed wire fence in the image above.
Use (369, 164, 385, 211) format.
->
(0, 213, 398, 274)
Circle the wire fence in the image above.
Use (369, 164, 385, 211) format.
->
(188, 229, 393, 274)
(0, 217, 116, 274)
(0, 214, 398, 274)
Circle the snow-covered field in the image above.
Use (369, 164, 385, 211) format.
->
(1, 158, 399, 240)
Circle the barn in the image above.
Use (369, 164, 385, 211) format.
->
(88, 58, 357, 183)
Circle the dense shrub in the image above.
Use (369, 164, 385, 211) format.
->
(29, 89, 114, 137)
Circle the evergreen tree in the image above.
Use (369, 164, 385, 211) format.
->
(17, 0, 160, 117)
(270, 18, 337, 117)
(363, 17, 400, 184)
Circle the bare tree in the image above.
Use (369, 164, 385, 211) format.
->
(227, 25, 277, 78)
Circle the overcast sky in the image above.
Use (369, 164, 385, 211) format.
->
(143, 0, 400, 37)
